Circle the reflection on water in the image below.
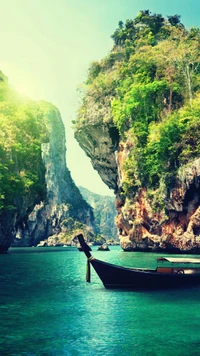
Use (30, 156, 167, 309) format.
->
(1, 247, 200, 355)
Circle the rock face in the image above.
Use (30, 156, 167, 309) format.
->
(97, 243, 110, 251)
(73, 13, 200, 254)
(75, 124, 119, 191)
(75, 122, 200, 253)
(79, 186, 118, 239)
(0, 72, 47, 252)
(12, 104, 94, 248)
(117, 158, 200, 253)
(0, 211, 16, 253)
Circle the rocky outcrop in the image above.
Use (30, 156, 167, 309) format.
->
(0, 71, 94, 252)
(98, 243, 110, 251)
(79, 186, 118, 239)
(12, 104, 94, 248)
(73, 13, 200, 254)
(116, 158, 200, 252)
(75, 124, 119, 191)
(75, 121, 200, 253)
(0, 211, 16, 253)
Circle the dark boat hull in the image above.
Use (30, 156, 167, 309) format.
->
(91, 258, 200, 289)
(77, 234, 200, 290)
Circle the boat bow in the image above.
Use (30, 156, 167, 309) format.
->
(77, 234, 94, 283)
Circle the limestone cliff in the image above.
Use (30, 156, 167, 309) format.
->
(12, 103, 94, 248)
(116, 156, 200, 253)
(0, 71, 94, 252)
(79, 186, 118, 239)
(74, 121, 200, 253)
(74, 12, 200, 253)
(75, 124, 119, 191)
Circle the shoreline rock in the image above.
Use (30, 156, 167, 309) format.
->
(98, 243, 110, 251)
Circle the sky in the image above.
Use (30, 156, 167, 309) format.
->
(1, 0, 200, 196)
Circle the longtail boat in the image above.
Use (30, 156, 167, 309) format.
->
(77, 234, 200, 289)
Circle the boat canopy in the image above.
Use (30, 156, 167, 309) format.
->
(157, 257, 200, 264)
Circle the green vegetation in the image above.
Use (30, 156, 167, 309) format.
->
(59, 217, 93, 243)
(75, 11, 200, 203)
(0, 71, 49, 212)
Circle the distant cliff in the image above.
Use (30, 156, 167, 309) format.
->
(0, 71, 94, 252)
(74, 12, 200, 253)
(79, 186, 118, 239)
(13, 102, 94, 248)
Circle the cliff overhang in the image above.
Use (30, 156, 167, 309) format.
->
(75, 120, 200, 253)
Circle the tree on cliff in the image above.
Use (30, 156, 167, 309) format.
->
(0, 76, 49, 213)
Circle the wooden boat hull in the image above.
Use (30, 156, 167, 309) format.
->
(77, 234, 200, 289)
(90, 258, 200, 289)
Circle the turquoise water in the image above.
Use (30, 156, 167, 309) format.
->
(1, 247, 200, 356)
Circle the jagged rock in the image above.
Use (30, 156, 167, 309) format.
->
(79, 186, 118, 239)
(75, 120, 200, 253)
(119, 160, 200, 252)
(0, 210, 16, 252)
(37, 240, 48, 247)
(11, 104, 94, 248)
(120, 236, 137, 251)
(107, 239, 119, 245)
(75, 124, 119, 191)
(98, 243, 110, 251)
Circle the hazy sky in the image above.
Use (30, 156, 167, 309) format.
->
(1, 0, 200, 196)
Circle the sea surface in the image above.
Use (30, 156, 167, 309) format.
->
(1, 246, 200, 356)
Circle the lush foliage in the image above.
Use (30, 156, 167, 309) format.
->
(60, 217, 93, 243)
(0, 72, 49, 212)
(75, 11, 200, 198)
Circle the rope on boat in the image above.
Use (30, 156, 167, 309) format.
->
(86, 256, 93, 283)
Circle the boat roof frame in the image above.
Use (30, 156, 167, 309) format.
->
(157, 257, 200, 264)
